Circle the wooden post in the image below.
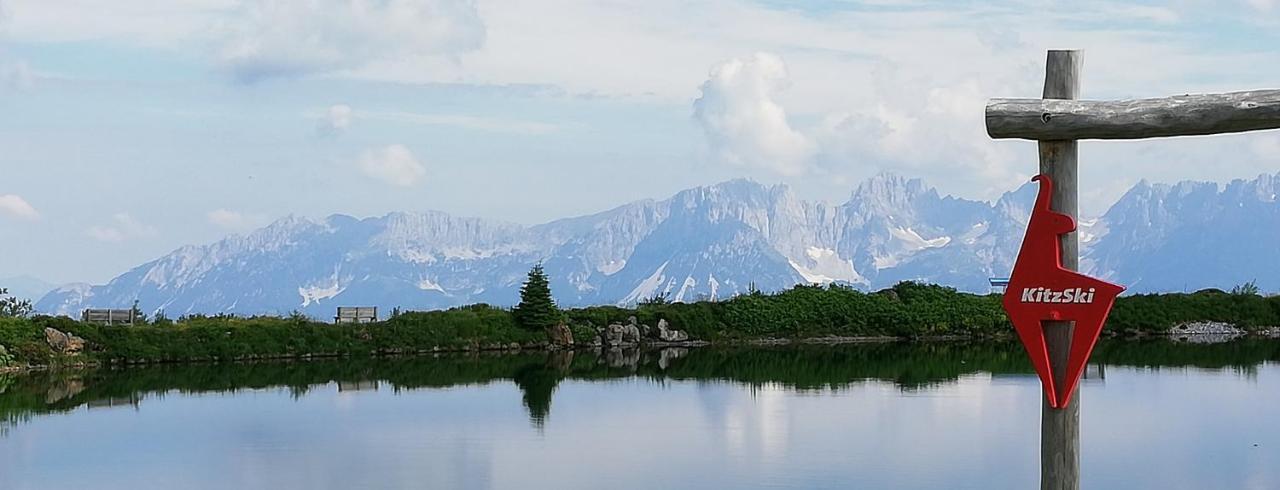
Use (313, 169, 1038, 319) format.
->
(1039, 49, 1081, 490)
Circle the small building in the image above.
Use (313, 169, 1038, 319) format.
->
(82, 308, 138, 326)
(335, 306, 377, 324)
(989, 277, 1011, 294)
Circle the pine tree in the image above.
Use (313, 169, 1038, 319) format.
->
(513, 263, 560, 331)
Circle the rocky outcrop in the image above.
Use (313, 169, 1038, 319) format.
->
(655, 319, 689, 342)
(1167, 322, 1245, 343)
(545, 323, 574, 348)
(1170, 322, 1245, 336)
(604, 323, 626, 346)
(622, 324, 642, 344)
(44, 328, 86, 355)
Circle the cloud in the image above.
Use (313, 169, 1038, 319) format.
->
(691, 52, 1021, 190)
(217, 0, 485, 82)
(86, 213, 157, 243)
(693, 53, 815, 176)
(207, 208, 268, 232)
(0, 194, 38, 220)
(359, 144, 426, 187)
(316, 104, 353, 136)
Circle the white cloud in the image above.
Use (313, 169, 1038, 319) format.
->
(359, 144, 426, 187)
(693, 53, 815, 176)
(216, 0, 485, 82)
(207, 208, 268, 232)
(86, 213, 157, 243)
(0, 194, 39, 220)
(316, 104, 353, 136)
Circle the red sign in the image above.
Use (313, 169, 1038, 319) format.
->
(1003, 175, 1125, 409)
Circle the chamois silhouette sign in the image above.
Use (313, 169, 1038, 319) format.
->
(1003, 174, 1125, 409)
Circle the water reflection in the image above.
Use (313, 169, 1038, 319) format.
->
(4, 338, 1279, 432)
(3, 339, 1280, 489)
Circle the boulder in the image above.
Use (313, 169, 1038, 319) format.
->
(655, 319, 689, 342)
(545, 323, 575, 348)
(604, 323, 626, 346)
(661, 329, 689, 342)
(44, 328, 86, 355)
(622, 324, 641, 343)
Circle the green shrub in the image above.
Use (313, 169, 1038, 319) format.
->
(1, 281, 1276, 367)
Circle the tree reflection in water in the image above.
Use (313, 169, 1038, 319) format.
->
(4, 338, 1280, 430)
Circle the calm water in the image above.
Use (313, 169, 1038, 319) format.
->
(3, 340, 1280, 489)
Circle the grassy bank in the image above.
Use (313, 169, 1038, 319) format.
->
(2, 282, 1278, 368)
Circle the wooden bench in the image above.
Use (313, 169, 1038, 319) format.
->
(81, 308, 138, 325)
(335, 306, 377, 324)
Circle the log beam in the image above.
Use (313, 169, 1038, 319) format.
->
(987, 89, 1280, 140)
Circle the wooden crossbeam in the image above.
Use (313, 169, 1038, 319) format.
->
(987, 89, 1280, 140)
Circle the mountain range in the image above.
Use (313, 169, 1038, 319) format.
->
(34, 172, 1280, 318)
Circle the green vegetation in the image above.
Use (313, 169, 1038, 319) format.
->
(0, 305, 542, 368)
(6, 337, 1280, 432)
(0, 288, 34, 319)
(0, 281, 1278, 368)
(513, 263, 560, 331)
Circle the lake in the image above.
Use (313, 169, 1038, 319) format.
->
(3, 339, 1279, 489)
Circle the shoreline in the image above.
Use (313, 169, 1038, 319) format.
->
(4, 330, 1277, 376)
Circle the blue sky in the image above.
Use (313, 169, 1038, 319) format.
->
(1, 0, 1279, 285)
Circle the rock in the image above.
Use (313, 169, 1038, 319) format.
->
(545, 323, 574, 348)
(1172, 321, 1244, 336)
(44, 327, 86, 355)
(622, 324, 642, 343)
(655, 319, 689, 342)
(605, 323, 626, 346)
(587, 327, 603, 346)
(627, 316, 638, 327)
(640, 324, 652, 338)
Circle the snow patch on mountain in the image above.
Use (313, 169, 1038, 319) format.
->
(36, 172, 1280, 316)
(299, 283, 343, 307)
(621, 261, 670, 305)
(417, 277, 446, 293)
(789, 246, 866, 285)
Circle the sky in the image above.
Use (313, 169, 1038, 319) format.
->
(1, 0, 1279, 285)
